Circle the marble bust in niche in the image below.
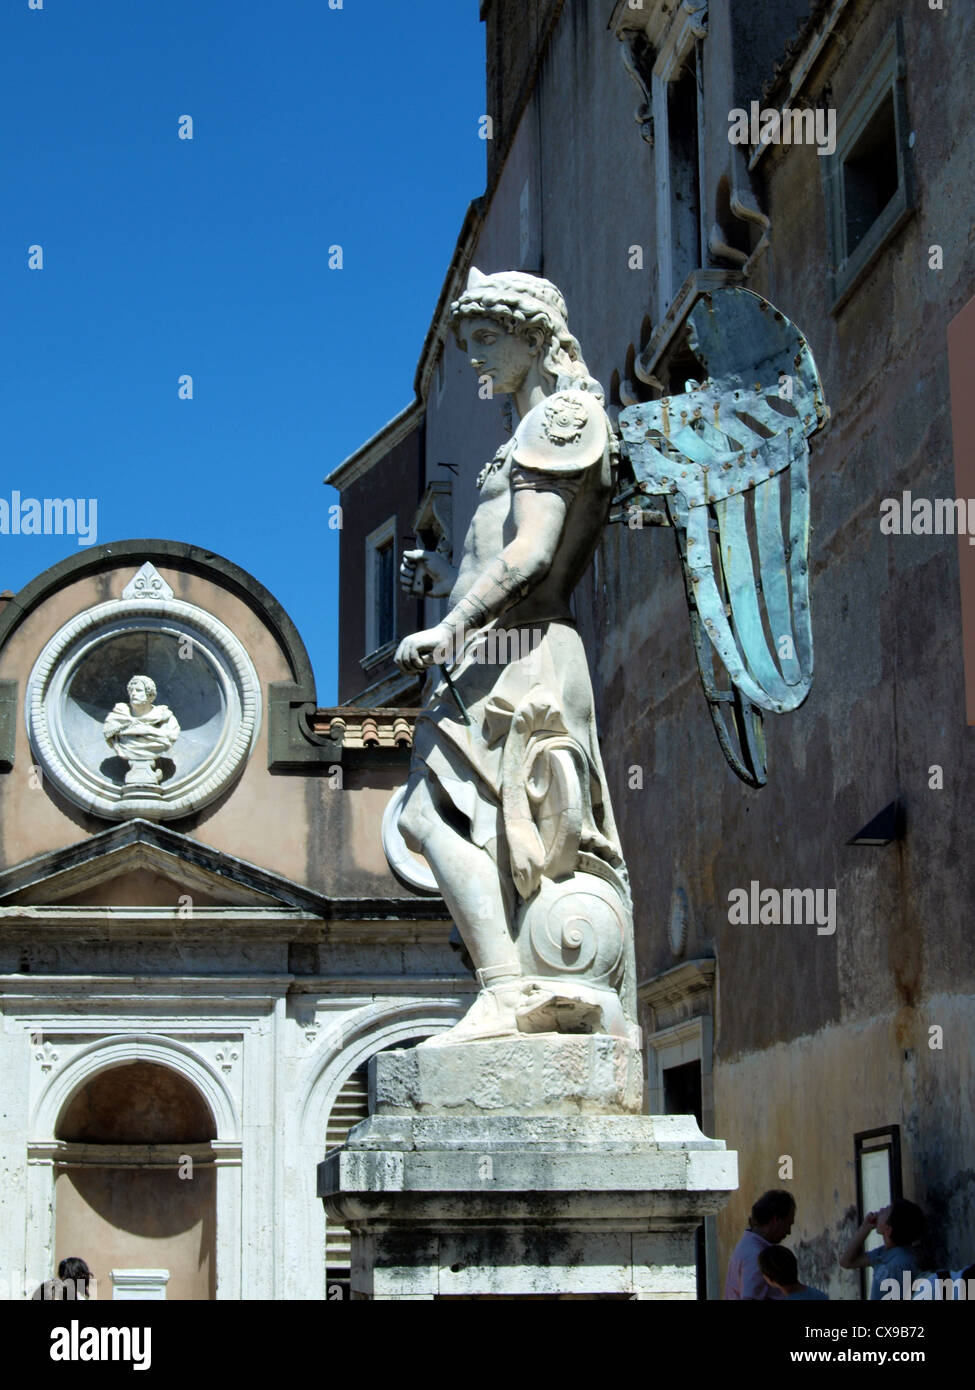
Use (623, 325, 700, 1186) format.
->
(102, 675, 180, 787)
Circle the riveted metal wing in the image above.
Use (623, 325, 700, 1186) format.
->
(616, 287, 828, 786)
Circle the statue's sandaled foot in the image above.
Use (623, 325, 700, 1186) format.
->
(419, 977, 527, 1048)
(514, 980, 629, 1038)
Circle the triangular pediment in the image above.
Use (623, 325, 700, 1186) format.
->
(0, 819, 329, 914)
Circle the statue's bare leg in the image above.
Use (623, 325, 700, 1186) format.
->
(399, 772, 526, 1042)
(399, 772, 520, 978)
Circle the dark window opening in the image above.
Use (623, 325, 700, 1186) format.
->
(375, 540, 395, 648)
(668, 61, 702, 288)
(843, 93, 899, 256)
(663, 1058, 706, 1299)
(663, 1058, 703, 1129)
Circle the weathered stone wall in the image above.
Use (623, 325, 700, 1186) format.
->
(482, 0, 565, 188)
(423, 0, 975, 1281)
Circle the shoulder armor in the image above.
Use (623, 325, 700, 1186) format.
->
(512, 389, 608, 474)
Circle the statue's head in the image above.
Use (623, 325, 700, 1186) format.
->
(450, 268, 604, 401)
(127, 675, 156, 710)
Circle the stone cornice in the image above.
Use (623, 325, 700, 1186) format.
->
(1, 970, 467, 1006)
(760, 0, 848, 109)
(0, 908, 453, 935)
(0, 818, 447, 918)
(413, 199, 484, 405)
(611, 0, 707, 56)
(324, 399, 424, 492)
(637, 957, 715, 1015)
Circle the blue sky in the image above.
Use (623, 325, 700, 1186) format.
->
(1, 0, 485, 703)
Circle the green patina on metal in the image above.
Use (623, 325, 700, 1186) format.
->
(617, 287, 828, 787)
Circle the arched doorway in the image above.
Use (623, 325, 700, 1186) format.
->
(54, 1061, 217, 1300)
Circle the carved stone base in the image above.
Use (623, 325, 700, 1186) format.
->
(318, 1113, 737, 1299)
(373, 1034, 644, 1116)
(122, 759, 164, 788)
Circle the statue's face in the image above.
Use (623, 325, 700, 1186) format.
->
(462, 314, 537, 394)
(128, 679, 150, 708)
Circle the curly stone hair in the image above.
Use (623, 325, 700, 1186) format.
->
(127, 674, 157, 702)
(450, 268, 605, 403)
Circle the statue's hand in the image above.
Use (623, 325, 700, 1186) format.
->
(394, 624, 453, 674)
(400, 549, 455, 599)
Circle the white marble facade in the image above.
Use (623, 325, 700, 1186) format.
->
(0, 957, 465, 1300)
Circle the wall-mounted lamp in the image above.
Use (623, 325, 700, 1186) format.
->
(847, 800, 904, 846)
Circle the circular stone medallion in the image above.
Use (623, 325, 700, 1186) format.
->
(26, 596, 261, 820)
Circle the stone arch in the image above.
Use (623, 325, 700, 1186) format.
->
(33, 1034, 239, 1143)
(291, 999, 462, 1300)
(58, 1062, 216, 1143)
(0, 538, 316, 693)
(299, 1000, 462, 1155)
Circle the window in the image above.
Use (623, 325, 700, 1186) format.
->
(666, 59, 702, 293)
(647, 5, 708, 320)
(854, 1125, 903, 1301)
(823, 21, 914, 312)
(375, 541, 394, 648)
(364, 516, 396, 657)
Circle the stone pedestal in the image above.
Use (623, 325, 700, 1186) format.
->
(373, 1032, 644, 1115)
(318, 1044, 737, 1300)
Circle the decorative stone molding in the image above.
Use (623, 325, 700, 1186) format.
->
(325, 399, 423, 493)
(638, 957, 715, 1033)
(668, 885, 689, 957)
(31, 1032, 240, 1141)
(33, 1041, 60, 1074)
(215, 1047, 240, 1075)
(359, 639, 398, 675)
(111, 1269, 170, 1301)
(618, 28, 656, 146)
(25, 572, 261, 821)
(633, 268, 744, 392)
(612, 0, 708, 56)
(120, 562, 174, 602)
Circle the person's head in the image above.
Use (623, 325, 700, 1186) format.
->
(450, 268, 604, 402)
(758, 1243, 799, 1290)
(877, 1199, 925, 1248)
(127, 675, 156, 710)
(57, 1257, 92, 1297)
(750, 1189, 796, 1243)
